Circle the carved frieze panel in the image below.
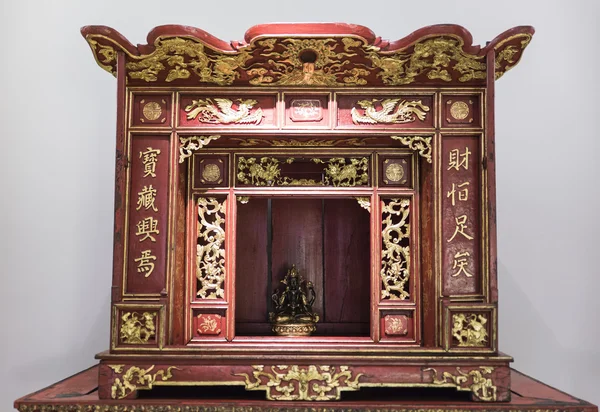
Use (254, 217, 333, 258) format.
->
(178, 95, 276, 128)
(424, 366, 501, 401)
(83, 25, 533, 87)
(235, 155, 371, 187)
(236, 365, 363, 401)
(337, 95, 434, 129)
(131, 94, 172, 127)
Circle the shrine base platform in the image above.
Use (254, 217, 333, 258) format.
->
(14, 365, 597, 412)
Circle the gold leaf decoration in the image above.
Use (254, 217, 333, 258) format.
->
(381, 198, 410, 300)
(184, 98, 263, 125)
(124, 37, 251, 84)
(425, 366, 497, 401)
(452, 313, 488, 347)
(197, 197, 226, 299)
(369, 37, 486, 86)
(236, 365, 363, 401)
(351, 99, 430, 124)
(109, 365, 177, 399)
(178, 135, 221, 163)
(390, 135, 433, 163)
(119, 312, 156, 344)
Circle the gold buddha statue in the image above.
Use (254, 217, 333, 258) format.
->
(269, 265, 319, 336)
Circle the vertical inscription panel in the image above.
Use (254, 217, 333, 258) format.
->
(125, 135, 171, 296)
(441, 135, 481, 296)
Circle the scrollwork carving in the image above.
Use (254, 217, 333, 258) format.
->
(390, 135, 432, 163)
(179, 135, 221, 163)
(108, 365, 177, 400)
(196, 197, 226, 299)
(236, 365, 363, 401)
(425, 366, 497, 401)
(381, 198, 411, 300)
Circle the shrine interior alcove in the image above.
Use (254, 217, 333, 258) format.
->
(235, 197, 371, 337)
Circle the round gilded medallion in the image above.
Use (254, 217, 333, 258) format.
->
(385, 163, 404, 182)
(450, 101, 470, 120)
(202, 163, 221, 182)
(142, 101, 163, 120)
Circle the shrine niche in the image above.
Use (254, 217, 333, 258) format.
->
(81, 22, 534, 402)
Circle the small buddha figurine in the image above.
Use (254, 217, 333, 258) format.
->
(269, 265, 319, 336)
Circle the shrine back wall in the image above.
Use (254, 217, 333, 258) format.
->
(1, 0, 599, 409)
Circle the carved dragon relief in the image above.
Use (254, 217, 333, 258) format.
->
(83, 25, 534, 86)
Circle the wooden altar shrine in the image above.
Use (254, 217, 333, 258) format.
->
(61, 22, 538, 402)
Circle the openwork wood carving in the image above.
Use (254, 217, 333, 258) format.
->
(380, 198, 411, 300)
(236, 156, 369, 187)
(179, 135, 221, 163)
(390, 136, 432, 163)
(196, 197, 226, 299)
(452, 313, 488, 347)
(425, 367, 497, 401)
(230, 137, 373, 147)
(119, 312, 156, 344)
(351, 99, 430, 124)
(236, 365, 363, 401)
(108, 365, 177, 399)
(184, 98, 264, 124)
(83, 25, 534, 86)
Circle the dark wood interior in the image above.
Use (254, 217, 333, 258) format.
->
(235, 197, 370, 336)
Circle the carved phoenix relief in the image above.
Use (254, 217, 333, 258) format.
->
(185, 98, 264, 125)
(351, 99, 430, 124)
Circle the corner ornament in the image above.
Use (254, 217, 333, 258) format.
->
(390, 135, 432, 163)
(236, 365, 363, 401)
(108, 365, 177, 399)
(179, 135, 221, 163)
(425, 366, 497, 401)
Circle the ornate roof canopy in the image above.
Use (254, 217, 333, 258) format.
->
(82, 23, 534, 87)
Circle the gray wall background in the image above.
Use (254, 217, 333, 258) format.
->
(1, 0, 599, 409)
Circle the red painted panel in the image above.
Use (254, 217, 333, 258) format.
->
(441, 135, 481, 296)
(125, 135, 170, 295)
(283, 94, 330, 128)
(323, 199, 370, 324)
(235, 199, 269, 323)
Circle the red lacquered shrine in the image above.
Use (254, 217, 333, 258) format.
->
(81, 22, 534, 402)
